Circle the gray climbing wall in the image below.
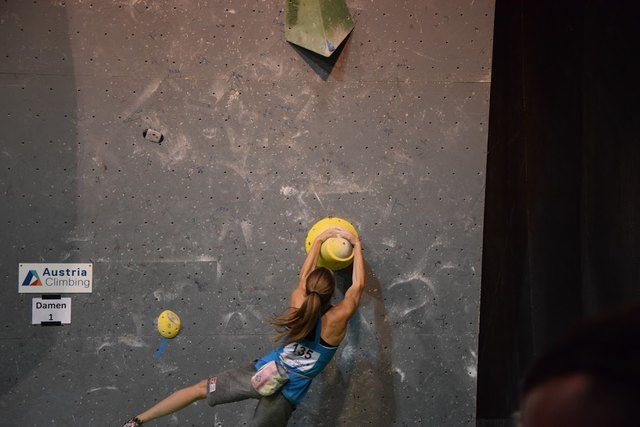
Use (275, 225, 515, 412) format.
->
(0, 1, 494, 426)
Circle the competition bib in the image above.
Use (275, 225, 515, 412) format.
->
(280, 342, 320, 372)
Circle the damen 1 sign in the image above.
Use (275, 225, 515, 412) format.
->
(32, 297, 71, 324)
(18, 263, 93, 294)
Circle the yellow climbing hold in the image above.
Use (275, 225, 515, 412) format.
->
(157, 310, 181, 339)
(305, 217, 359, 270)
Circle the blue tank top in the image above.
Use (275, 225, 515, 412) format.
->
(256, 315, 338, 405)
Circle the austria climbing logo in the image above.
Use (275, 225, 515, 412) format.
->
(21, 270, 42, 287)
(18, 263, 93, 294)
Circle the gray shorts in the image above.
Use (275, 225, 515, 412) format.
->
(206, 362, 294, 427)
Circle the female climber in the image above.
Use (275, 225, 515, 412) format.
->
(122, 226, 365, 427)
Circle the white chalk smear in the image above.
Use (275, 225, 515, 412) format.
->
(466, 364, 477, 378)
(388, 255, 436, 317)
(466, 350, 478, 378)
(389, 270, 435, 293)
(394, 367, 406, 382)
(65, 235, 92, 242)
(118, 334, 146, 348)
(280, 186, 297, 197)
(121, 78, 162, 120)
(294, 191, 312, 224)
(438, 261, 458, 270)
(157, 361, 179, 374)
(87, 386, 118, 394)
(222, 311, 247, 328)
(162, 133, 191, 165)
(240, 220, 253, 248)
(313, 191, 325, 209)
(382, 237, 397, 248)
(340, 343, 356, 365)
(203, 128, 218, 139)
(279, 186, 312, 223)
(153, 285, 188, 302)
(96, 341, 113, 354)
(216, 260, 223, 282)
(217, 222, 231, 243)
(194, 255, 218, 262)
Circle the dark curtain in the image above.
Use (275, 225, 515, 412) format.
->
(477, 0, 640, 424)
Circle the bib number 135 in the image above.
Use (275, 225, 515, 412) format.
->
(282, 343, 319, 371)
(290, 343, 314, 359)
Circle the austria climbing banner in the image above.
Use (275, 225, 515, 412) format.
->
(18, 263, 93, 294)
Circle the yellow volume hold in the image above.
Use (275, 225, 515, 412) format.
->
(305, 217, 359, 270)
